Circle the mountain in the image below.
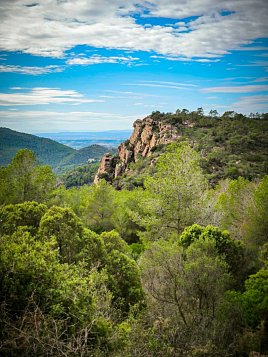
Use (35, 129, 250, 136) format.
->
(0, 128, 115, 170)
(94, 110, 268, 188)
(59, 145, 116, 168)
(0, 127, 74, 167)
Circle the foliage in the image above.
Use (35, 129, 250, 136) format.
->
(0, 201, 47, 235)
(60, 162, 99, 187)
(106, 250, 144, 312)
(39, 206, 84, 264)
(0, 149, 55, 205)
(136, 143, 208, 241)
(0, 127, 113, 170)
(1, 112, 268, 355)
(179, 224, 245, 284)
(139, 237, 235, 355)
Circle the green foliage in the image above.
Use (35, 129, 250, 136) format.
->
(60, 162, 99, 187)
(39, 206, 84, 264)
(0, 149, 55, 205)
(139, 237, 234, 355)
(78, 228, 107, 269)
(84, 179, 116, 233)
(245, 175, 268, 248)
(0, 201, 47, 235)
(0, 128, 112, 170)
(137, 143, 208, 241)
(179, 224, 245, 285)
(100, 230, 128, 254)
(242, 266, 268, 329)
(0, 127, 73, 167)
(216, 177, 255, 240)
(106, 250, 144, 312)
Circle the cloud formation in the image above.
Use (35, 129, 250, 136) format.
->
(201, 85, 268, 93)
(67, 55, 139, 66)
(0, 0, 267, 59)
(0, 87, 103, 106)
(0, 110, 141, 132)
(0, 64, 62, 75)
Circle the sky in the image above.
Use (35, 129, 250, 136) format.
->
(0, 0, 268, 133)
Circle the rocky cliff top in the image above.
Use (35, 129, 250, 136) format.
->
(94, 115, 180, 184)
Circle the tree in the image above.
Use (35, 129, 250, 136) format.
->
(106, 250, 144, 313)
(138, 143, 208, 241)
(39, 206, 84, 264)
(0, 149, 55, 205)
(209, 109, 219, 118)
(139, 237, 233, 354)
(179, 224, 246, 286)
(245, 176, 268, 249)
(84, 179, 116, 233)
(0, 201, 47, 235)
(238, 265, 268, 354)
(216, 177, 255, 240)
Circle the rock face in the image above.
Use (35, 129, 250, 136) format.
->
(94, 153, 116, 184)
(94, 116, 180, 183)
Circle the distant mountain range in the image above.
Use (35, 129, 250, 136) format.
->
(36, 130, 132, 149)
(0, 128, 117, 170)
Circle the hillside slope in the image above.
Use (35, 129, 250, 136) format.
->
(0, 127, 74, 167)
(94, 110, 268, 188)
(0, 128, 113, 170)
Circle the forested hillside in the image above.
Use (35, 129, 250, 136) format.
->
(94, 110, 268, 189)
(0, 111, 268, 356)
(0, 128, 112, 171)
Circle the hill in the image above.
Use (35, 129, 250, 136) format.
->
(0, 128, 114, 170)
(0, 127, 74, 167)
(94, 110, 268, 188)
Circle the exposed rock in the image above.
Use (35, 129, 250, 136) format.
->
(94, 116, 180, 183)
(94, 153, 116, 184)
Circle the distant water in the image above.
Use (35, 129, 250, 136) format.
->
(56, 139, 127, 149)
(37, 131, 132, 149)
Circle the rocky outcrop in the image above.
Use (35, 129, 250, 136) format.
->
(94, 153, 116, 184)
(94, 116, 180, 183)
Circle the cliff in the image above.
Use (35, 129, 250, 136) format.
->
(94, 115, 180, 183)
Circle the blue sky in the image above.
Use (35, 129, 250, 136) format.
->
(0, 0, 267, 133)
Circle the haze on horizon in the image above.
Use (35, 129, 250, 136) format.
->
(0, 0, 267, 133)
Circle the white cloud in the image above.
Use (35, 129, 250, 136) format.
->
(231, 94, 268, 112)
(201, 84, 268, 93)
(124, 80, 198, 90)
(67, 54, 139, 65)
(138, 80, 197, 87)
(0, 87, 104, 106)
(0, 109, 140, 132)
(0, 0, 267, 59)
(0, 64, 63, 75)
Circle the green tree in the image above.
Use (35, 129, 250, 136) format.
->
(39, 206, 84, 264)
(138, 143, 208, 241)
(139, 238, 233, 355)
(0, 201, 47, 235)
(216, 177, 255, 240)
(179, 224, 245, 284)
(245, 176, 268, 249)
(106, 250, 144, 313)
(84, 179, 116, 233)
(238, 265, 268, 354)
(0, 149, 55, 205)
(100, 230, 128, 254)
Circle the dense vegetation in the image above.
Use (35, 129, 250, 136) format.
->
(0, 111, 268, 356)
(115, 109, 268, 189)
(0, 128, 112, 172)
(60, 162, 99, 188)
